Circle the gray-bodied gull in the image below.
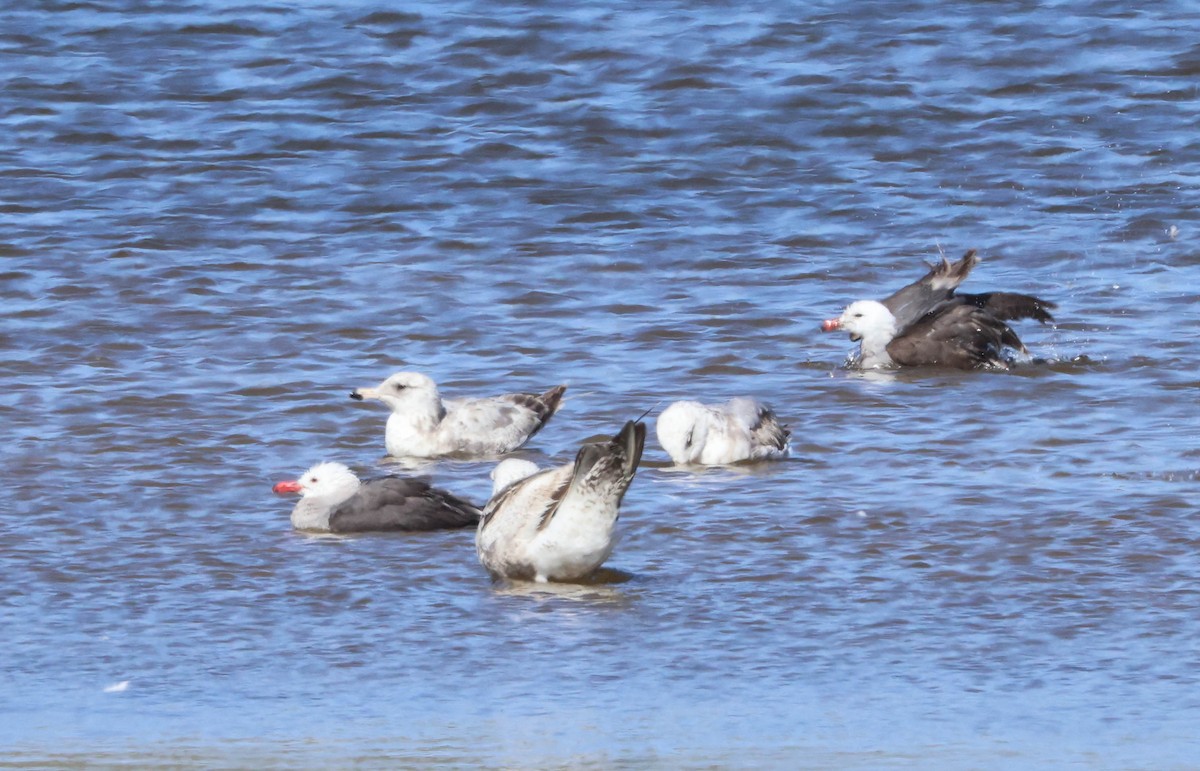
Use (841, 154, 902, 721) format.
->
(820, 249, 1056, 370)
(656, 397, 790, 466)
(350, 371, 567, 458)
(272, 461, 481, 532)
(476, 421, 645, 583)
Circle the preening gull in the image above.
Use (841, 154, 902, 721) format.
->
(350, 371, 567, 458)
(820, 249, 1056, 370)
(272, 461, 481, 533)
(656, 397, 790, 466)
(476, 421, 646, 583)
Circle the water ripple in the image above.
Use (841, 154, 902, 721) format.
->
(2, 0, 1200, 767)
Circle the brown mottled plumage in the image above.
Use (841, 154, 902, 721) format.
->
(350, 371, 566, 458)
(477, 421, 645, 583)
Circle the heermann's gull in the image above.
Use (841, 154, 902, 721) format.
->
(820, 249, 1056, 369)
(272, 461, 481, 533)
(350, 371, 567, 458)
(476, 421, 646, 583)
(656, 397, 790, 466)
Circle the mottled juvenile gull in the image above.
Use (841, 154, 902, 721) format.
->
(476, 421, 646, 583)
(272, 461, 481, 533)
(656, 397, 790, 466)
(350, 371, 567, 458)
(820, 249, 1056, 370)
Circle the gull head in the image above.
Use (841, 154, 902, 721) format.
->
(272, 461, 361, 503)
(830, 300, 897, 344)
(350, 371, 440, 410)
(489, 458, 540, 497)
(655, 400, 709, 466)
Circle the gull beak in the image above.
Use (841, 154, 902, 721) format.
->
(350, 386, 380, 401)
(272, 480, 303, 495)
(820, 318, 841, 332)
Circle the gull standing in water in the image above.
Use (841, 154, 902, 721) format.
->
(350, 371, 566, 458)
(656, 397, 790, 466)
(271, 461, 481, 533)
(476, 421, 646, 583)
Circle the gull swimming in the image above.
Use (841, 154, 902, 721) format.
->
(656, 397, 790, 466)
(820, 249, 1057, 370)
(350, 371, 567, 458)
(476, 421, 646, 583)
(272, 461, 481, 532)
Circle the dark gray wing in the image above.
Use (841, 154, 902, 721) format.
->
(881, 249, 979, 333)
(956, 291, 1056, 323)
(328, 477, 481, 533)
(887, 304, 1022, 369)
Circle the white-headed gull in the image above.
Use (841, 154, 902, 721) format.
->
(350, 371, 566, 458)
(820, 249, 1056, 369)
(476, 421, 646, 583)
(656, 397, 790, 466)
(489, 458, 541, 496)
(272, 461, 480, 532)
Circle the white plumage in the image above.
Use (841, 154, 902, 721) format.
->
(489, 458, 541, 497)
(655, 397, 790, 466)
(350, 371, 566, 458)
(828, 300, 899, 369)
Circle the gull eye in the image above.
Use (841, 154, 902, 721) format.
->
(853, 313, 863, 318)
(394, 383, 407, 390)
(310, 477, 318, 483)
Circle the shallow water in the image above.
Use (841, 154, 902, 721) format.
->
(2, 0, 1199, 767)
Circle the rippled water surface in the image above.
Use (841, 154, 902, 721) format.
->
(3, 0, 1199, 767)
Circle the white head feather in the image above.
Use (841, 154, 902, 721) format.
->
(295, 461, 361, 503)
(655, 400, 710, 465)
(358, 371, 442, 413)
(838, 300, 898, 368)
(489, 458, 541, 496)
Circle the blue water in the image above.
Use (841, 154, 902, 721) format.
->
(2, 1, 1199, 767)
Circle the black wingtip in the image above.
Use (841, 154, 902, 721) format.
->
(618, 420, 647, 473)
(542, 384, 568, 414)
